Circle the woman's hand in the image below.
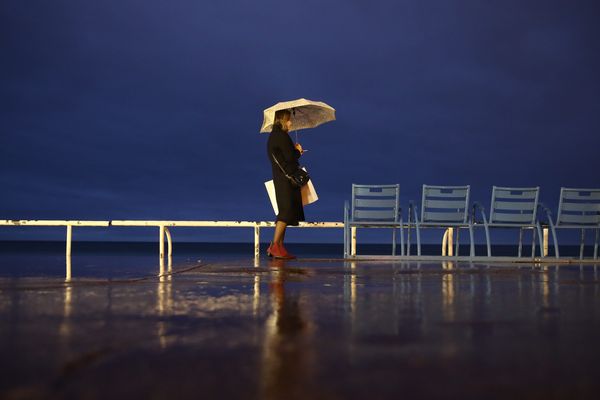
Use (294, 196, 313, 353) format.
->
(295, 143, 304, 155)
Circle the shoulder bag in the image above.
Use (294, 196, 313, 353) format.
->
(271, 153, 310, 188)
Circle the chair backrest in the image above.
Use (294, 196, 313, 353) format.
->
(489, 186, 539, 225)
(351, 184, 400, 222)
(420, 185, 470, 224)
(556, 188, 600, 227)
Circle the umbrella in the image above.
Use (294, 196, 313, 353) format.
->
(259, 98, 336, 133)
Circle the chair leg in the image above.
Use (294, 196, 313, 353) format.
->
(549, 221, 560, 259)
(531, 226, 537, 258)
(416, 224, 421, 257)
(344, 224, 348, 258)
(594, 228, 599, 260)
(455, 228, 460, 257)
(518, 228, 523, 258)
(400, 221, 405, 257)
(344, 201, 349, 258)
(344, 228, 349, 258)
(469, 225, 475, 258)
(392, 228, 396, 256)
(407, 221, 411, 256)
(344, 229, 349, 259)
(484, 224, 491, 257)
(580, 229, 586, 260)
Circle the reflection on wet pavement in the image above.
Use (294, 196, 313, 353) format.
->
(1, 259, 600, 399)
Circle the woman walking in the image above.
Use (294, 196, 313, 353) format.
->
(266, 109, 305, 259)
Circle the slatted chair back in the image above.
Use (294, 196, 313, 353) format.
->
(489, 186, 539, 225)
(420, 185, 470, 224)
(351, 184, 400, 222)
(556, 188, 600, 227)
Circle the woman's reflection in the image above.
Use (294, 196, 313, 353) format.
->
(260, 259, 315, 399)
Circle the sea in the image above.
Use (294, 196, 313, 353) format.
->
(0, 241, 594, 279)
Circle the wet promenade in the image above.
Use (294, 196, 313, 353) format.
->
(1, 259, 600, 399)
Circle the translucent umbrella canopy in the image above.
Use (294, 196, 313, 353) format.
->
(260, 98, 336, 133)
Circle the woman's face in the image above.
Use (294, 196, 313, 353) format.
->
(285, 118, 292, 131)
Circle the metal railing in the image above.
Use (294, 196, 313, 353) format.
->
(0, 219, 589, 281)
(1, 218, 343, 260)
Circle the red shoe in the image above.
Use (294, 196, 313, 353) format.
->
(270, 243, 296, 260)
(266, 242, 274, 257)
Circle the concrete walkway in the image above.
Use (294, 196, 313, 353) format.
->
(1, 259, 600, 399)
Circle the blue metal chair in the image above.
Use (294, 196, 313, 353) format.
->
(344, 184, 403, 258)
(409, 185, 474, 257)
(474, 186, 543, 258)
(540, 188, 600, 259)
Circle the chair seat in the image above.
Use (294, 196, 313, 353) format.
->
(348, 220, 402, 227)
(554, 224, 600, 229)
(418, 222, 471, 227)
(483, 222, 539, 228)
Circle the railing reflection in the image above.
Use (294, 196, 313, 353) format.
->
(254, 275, 261, 316)
(157, 256, 173, 349)
(537, 265, 561, 338)
(59, 284, 72, 338)
(442, 261, 455, 321)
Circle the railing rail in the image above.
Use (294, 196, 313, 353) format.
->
(1, 219, 344, 260)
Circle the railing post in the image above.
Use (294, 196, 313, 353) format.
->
(254, 224, 260, 265)
(66, 256, 72, 282)
(164, 227, 173, 257)
(66, 224, 72, 257)
(159, 225, 165, 259)
(159, 255, 165, 277)
(543, 228, 549, 257)
(66, 225, 73, 281)
(442, 228, 454, 256)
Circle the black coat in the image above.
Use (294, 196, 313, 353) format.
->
(267, 126, 305, 225)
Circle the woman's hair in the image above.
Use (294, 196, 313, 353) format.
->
(273, 109, 292, 132)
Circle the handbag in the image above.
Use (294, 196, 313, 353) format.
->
(271, 153, 310, 188)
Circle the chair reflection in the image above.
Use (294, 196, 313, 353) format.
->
(260, 258, 315, 400)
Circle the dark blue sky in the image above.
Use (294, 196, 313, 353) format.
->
(1, 0, 599, 242)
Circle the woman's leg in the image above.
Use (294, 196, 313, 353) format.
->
(273, 221, 287, 244)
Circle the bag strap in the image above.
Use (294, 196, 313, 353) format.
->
(271, 152, 292, 179)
